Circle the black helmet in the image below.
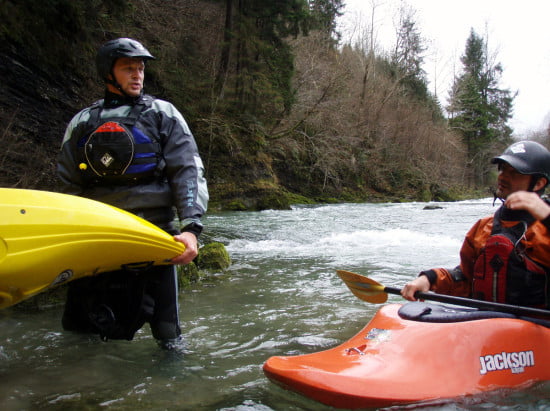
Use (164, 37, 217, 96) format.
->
(96, 38, 155, 81)
(492, 140, 550, 182)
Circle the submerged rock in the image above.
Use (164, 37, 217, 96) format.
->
(423, 205, 443, 210)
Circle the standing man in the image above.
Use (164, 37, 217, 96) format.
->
(402, 141, 550, 308)
(57, 38, 208, 349)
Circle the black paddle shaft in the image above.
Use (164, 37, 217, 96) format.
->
(383, 286, 550, 318)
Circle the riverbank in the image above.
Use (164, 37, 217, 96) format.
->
(208, 180, 491, 211)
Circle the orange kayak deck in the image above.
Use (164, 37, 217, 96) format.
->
(263, 303, 550, 408)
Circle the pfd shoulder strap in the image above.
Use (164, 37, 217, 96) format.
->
(493, 206, 535, 231)
(87, 94, 154, 127)
(491, 209, 527, 247)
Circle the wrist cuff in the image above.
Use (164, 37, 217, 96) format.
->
(419, 269, 437, 286)
(182, 222, 203, 237)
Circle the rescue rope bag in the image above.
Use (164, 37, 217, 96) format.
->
(76, 95, 164, 185)
(472, 207, 548, 306)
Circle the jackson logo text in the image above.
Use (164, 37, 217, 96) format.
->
(479, 350, 534, 375)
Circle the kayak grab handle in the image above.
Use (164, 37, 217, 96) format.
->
(345, 346, 365, 355)
(121, 261, 155, 272)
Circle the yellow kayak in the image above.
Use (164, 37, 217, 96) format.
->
(0, 188, 185, 308)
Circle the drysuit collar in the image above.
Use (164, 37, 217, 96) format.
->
(103, 90, 143, 108)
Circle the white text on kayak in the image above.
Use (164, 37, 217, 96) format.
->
(479, 350, 534, 375)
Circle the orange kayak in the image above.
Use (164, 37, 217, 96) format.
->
(263, 302, 550, 408)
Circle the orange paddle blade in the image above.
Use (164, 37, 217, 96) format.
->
(336, 270, 388, 304)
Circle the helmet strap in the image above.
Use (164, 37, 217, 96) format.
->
(105, 75, 134, 99)
(106, 61, 145, 99)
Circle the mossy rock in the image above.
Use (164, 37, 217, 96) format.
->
(423, 204, 444, 210)
(285, 192, 316, 205)
(255, 192, 291, 210)
(225, 200, 248, 211)
(177, 261, 203, 288)
(196, 242, 231, 271)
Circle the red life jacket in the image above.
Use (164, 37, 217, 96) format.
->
(472, 207, 548, 307)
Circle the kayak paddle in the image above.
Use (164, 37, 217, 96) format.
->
(336, 270, 550, 318)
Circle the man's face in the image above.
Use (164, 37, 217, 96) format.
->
(495, 162, 533, 199)
(111, 57, 145, 97)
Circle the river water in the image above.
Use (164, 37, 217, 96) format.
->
(1, 199, 549, 410)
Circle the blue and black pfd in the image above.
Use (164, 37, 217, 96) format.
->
(76, 94, 165, 186)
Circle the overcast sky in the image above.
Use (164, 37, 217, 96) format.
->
(338, 0, 550, 136)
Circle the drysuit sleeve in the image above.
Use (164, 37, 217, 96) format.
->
(420, 218, 491, 297)
(155, 100, 208, 236)
(57, 111, 87, 196)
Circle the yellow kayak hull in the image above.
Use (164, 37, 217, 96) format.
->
(0, 188, 185, 308)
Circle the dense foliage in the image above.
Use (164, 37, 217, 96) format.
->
(0, 0, 520, 209)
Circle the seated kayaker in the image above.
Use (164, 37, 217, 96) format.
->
(402, 141, 550, 308)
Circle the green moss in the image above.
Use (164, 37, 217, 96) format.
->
(255, 192, 291, 210)
(419, 187, 433, 202)
(224, 200, 248, 211)
(177, 262, 203, 288)
(285, 192, 316, 205)
(196, 242, 231, 271)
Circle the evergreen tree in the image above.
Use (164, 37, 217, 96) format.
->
(448, 29, 515, 186)
(392, 5, 427, 90)
(308, 0, 344, 43)
(215, 0, 313, 121)
(390, 5, 442, 117)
